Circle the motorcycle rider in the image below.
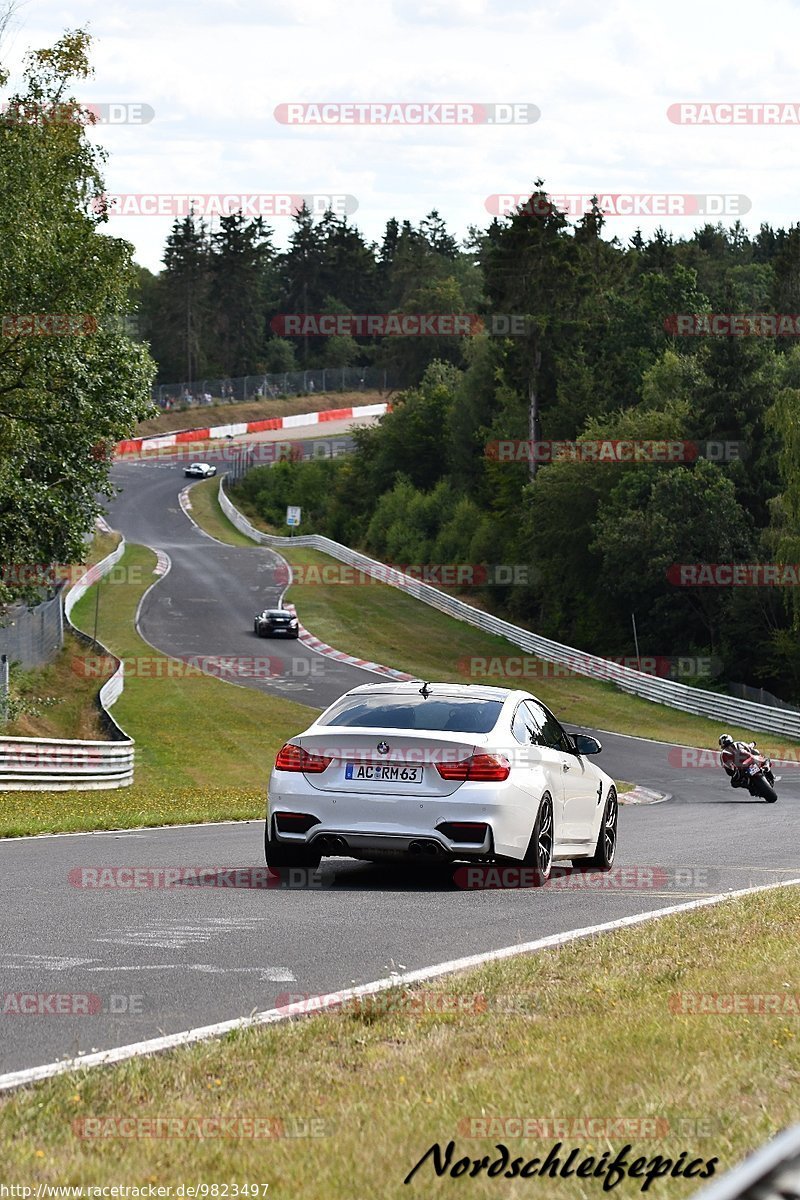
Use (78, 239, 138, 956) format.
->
(719, 734, 775, 788)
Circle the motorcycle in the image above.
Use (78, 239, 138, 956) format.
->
(727, 744, 778, 803)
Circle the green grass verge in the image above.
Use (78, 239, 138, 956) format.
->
(2, 886, 797, 1196)
(186, 479, 257, 547)
(198, 479, 798, 754)
(0, 543, 317, 837)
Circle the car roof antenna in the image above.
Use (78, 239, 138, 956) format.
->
(419, 681, 432, 698)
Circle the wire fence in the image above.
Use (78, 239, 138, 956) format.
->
(0, 585, 64, 670)
(729, 680, 797, 711)
(152, 366, 398, 409)
(1, 539, 134, 789)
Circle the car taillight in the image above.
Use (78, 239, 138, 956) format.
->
(274, 743, 332, 773)
(435, 753, 511, 782)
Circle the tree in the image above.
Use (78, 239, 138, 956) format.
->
(0, 28, 154, 604)
(592, 460, 754, 651)
(149, 212, 210, 383)
(419, 210, 459, 259)
(351, 361, 461, 498)
(480, 182, 580, 479)
(765, 385, 800, 631)
(770, 224, 800, 314)
(279, 205, 326, 365)
(318, 214, 378, 314)
(261, 337, 296, 374)
(207, 212, 273, 376)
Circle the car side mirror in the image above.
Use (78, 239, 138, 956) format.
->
(572, 733, 602, 755)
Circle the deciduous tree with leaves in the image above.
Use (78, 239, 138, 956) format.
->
(0, 26, 154, 604)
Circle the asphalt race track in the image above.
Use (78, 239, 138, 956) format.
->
(1, 447, 798, 1079)
(107, 445, 375, 708)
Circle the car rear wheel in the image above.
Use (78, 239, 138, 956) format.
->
(575, 787, 617, 871)
(264, 823, 321, 871)
(510, 791, 553, 886)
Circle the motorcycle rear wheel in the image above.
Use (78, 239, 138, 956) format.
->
(749, 776, 778, 803)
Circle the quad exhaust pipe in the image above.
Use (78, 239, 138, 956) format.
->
(408, 839, 444, 859)
(316, 834, 349, 854)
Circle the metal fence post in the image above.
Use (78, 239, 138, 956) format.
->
(0, 654, 8, 724)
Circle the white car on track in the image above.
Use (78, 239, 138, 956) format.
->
(265, 681, 618, 883)
(184, 462, 217, 478)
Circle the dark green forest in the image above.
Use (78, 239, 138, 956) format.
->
(138, 189, 800, 703)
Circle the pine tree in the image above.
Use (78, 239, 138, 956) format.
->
(207, 212, 273, 376)
(150, 212, 210, 383)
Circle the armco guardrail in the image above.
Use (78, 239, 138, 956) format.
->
(0, 535, 135, 791)
(691, 1124, 800, 1199)
(219, 475, 800, 740)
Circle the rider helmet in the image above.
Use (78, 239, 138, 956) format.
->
(719, 734, 734, 749)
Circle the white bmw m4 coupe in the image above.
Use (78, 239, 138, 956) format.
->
(265, 682, 618, 885)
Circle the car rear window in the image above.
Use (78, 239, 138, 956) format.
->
(318, 695, 503, 733)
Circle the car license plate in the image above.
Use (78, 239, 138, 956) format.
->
(344, 763, 423, 784)
(748, 764, 759, 775)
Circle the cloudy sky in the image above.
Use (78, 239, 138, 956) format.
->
(2, 0, 799, 272)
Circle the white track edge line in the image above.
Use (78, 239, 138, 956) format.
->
(1, 876, 798, 1093)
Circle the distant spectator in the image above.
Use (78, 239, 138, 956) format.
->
(309, 378, 315, 393)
